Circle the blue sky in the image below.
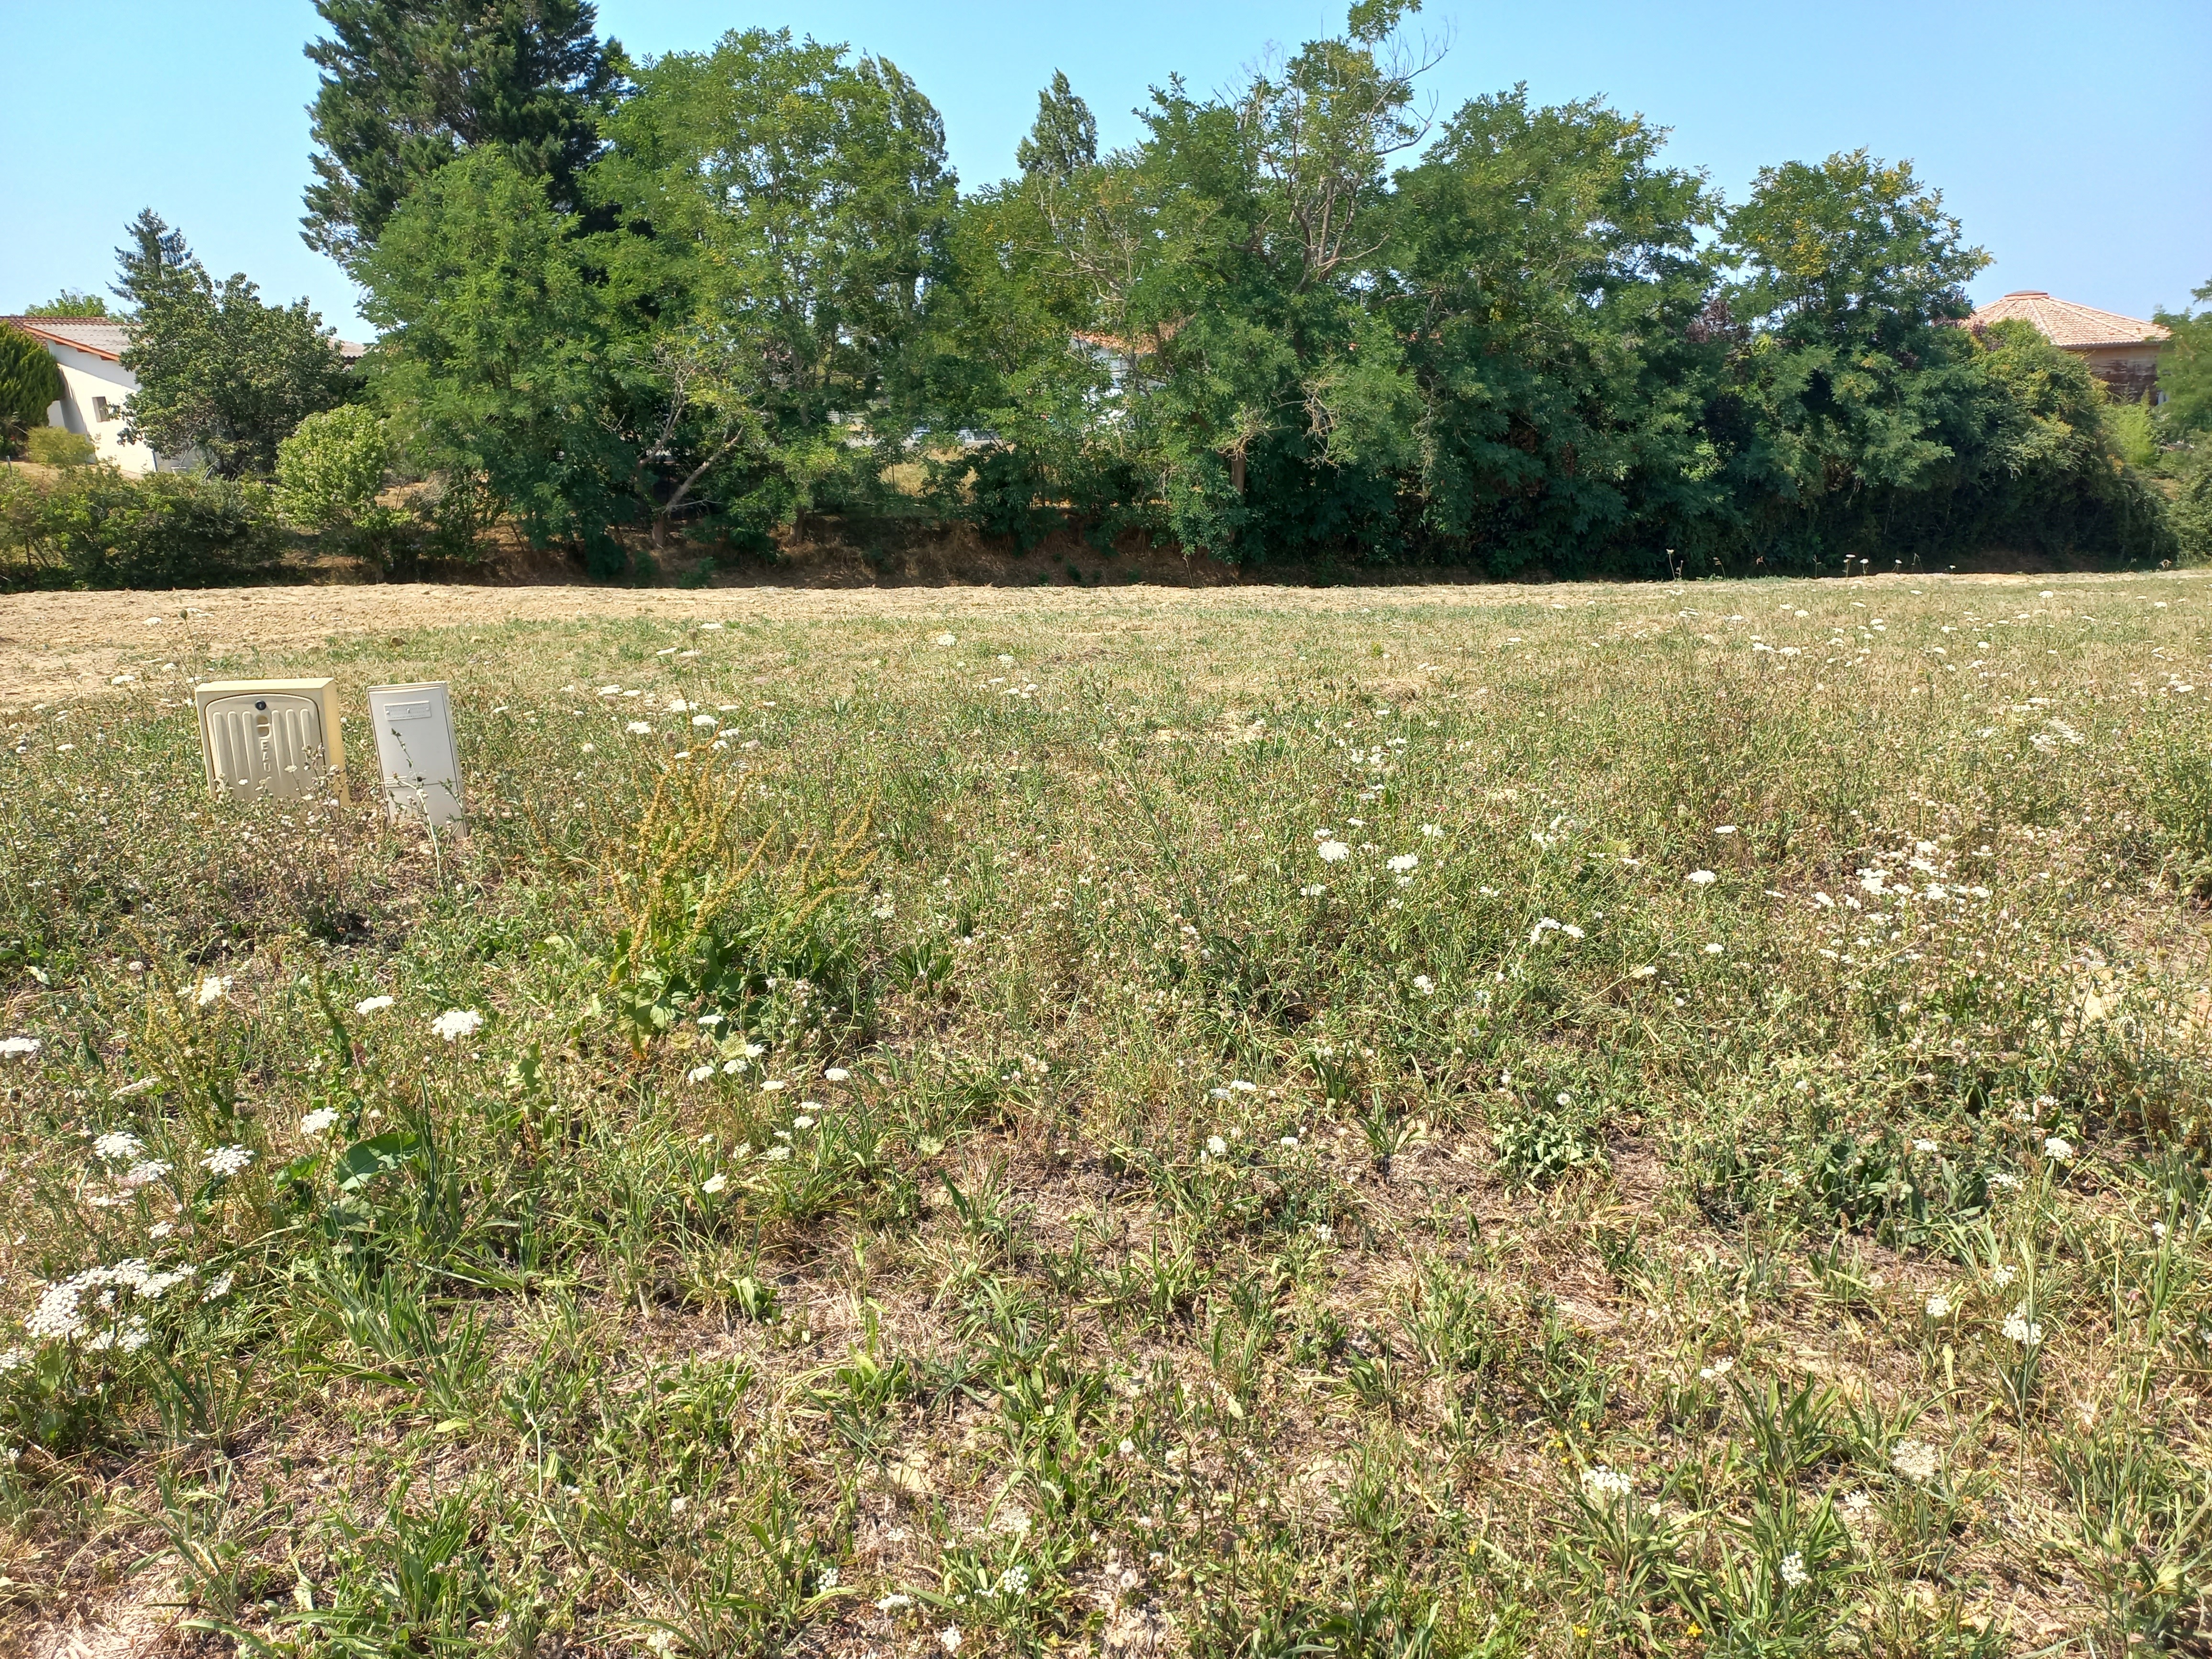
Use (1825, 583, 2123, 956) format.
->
(4, 0, 2206, 338)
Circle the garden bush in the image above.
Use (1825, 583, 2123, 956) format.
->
(0, 463, 279, 589)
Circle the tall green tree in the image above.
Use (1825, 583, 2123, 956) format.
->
(0, 325, 65, 451)
(355, 148, 629, 567)
(2155, 277, 2212, 437)
(115, 216, 354, 477)
(1384, 89, 1726, 574)
(302, 0, 626, 264)
(1717, 150, 1989, 564)
(588, 28, 956, 545)
(1017, 72, 1096, 180)
(22, 290, 109, 319)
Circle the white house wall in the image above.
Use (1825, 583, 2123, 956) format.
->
(43, 343, 166, 475)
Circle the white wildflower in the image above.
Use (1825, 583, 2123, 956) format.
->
(430, 1009, 483, 1041)
(2042, 1136, 2074, 1163)
(1205, 1135, 1228, 1157)
(876, 1593, 913, 1611)
(354, 994, 394, 1015)
(1699, 1357, 1733, 1381)
(997, 1565, 1030, 1597)
(1412, 974, 1434, 994)
(1988, 1172, 2021, 1190)
(1912, 1139, 1938, 1154)
(94, 1131, 145, 1162)
(692, 714, 717, 728)
(1990, 1263, 2018, 1287)
(1581, 1466, 1635, 1500)
(300, 1108, 340, 1136)
(1890, 1440, 1940, 1483)
(200, 1145, 255, 1178)
(193, 975, 233, 1007)
(626, 720, 652, 735)
(1386, 853, 1418, 874)
(120, 1160, 170, 1187)
(1779, 1550, 1808, 1588)
(686, 1064, 715, 1084)
(701, 1173, 728, 1194)
(824, 1067, 851, 1082)
(1924, 1293, 1953, 1319)
(1686, 870, 1717, 886)
(2002, 1306, 2042, 1347)
(763, 1145, 791, 1161)
(0, 1037, 40, 1059)
(1316, 840, 1351, 863)
(939, 1626, 963, 1654)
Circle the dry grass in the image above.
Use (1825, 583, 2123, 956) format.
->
(0, 569, 2209, 1658)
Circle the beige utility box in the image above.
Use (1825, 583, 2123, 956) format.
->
(193, 678, 347, 803)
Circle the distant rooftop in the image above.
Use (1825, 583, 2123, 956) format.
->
(1967, 291, 2169, 349)
(3, 314, 368, 365)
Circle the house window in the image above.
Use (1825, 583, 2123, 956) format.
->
(91, 396, 114, 422)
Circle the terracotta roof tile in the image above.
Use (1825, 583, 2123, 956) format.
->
(3, 316, 132, 360)
(1968, 292, 2169, 349)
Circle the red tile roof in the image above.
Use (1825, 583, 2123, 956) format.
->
(2, 316, 369, 365)
(1968, 292, 2169, 349)
(4, 316, 131, 360)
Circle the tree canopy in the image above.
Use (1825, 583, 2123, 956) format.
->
(314, 0, 2179, 573)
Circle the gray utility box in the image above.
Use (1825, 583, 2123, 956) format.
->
(194, 678, 347, 803)
(366, 682, 464, 828)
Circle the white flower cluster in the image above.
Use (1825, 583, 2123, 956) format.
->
(2002, 1305, 2043, 1348)
(431, 1009, 483, 1042)
(0, 1036, 40, 1059)
(25, 1259, 202, 1345)
(1889, 1439, 1940, 1483)
(1779, 1550, 1808, 1588)
(200, 1144, 255, 1178)
(93, 1131, 145, 1162)
(1581, 1465, 1635, 1500)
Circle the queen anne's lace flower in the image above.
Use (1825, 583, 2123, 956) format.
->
(1890, 1440, 1940, 1483)
(354, 995, 394, 1015)
(301, 1108, 340, 1136)
(200, 1145, 255, 1178)
(93, 1131, 144, 1162)
(0, 1036, 40, 1059)
(431, 1009, 483, 1042)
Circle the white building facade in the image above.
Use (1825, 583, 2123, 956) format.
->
(3, 317, 175, 474)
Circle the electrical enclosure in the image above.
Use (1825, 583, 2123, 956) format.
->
(365, 682, 464, 828)
(194, 678, 347, 803)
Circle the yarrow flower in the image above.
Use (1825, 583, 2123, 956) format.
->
(301, 1108, 340, 1136)
(1913, 1139, 1938, 1154)
(701, 1173, 728, 1194)
(1890, 1440, 1940, 1483)
(1316, 840, 1351, 863)
(200, 1145, 255, 1178)
(354, 995, 394, 1015)
(1924, 1293, 1953, 1319)
(1779, 1551, 1808, 1588)
(193, 975, 233, 1007)
(626, 720, 653, 735)
(431, 1009, 483, 1042)
(1386, 853, 1419, 874)
(939, 1626, 963, 1654)
(1205, 1135, 1228, 1158)
(1990, 1263, 2018, 1288)
(94, 1131, 145, 1162)
(824, 1067, 851, 1082)
(1412, 974, 1434, 995)
(2042, 1136, 2075, 1163)
(120, 1160, 170, 1188)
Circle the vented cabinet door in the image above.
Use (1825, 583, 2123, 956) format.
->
(202, 693, 328, 801)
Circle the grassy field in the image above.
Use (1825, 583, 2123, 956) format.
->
(2, 572, 2210, 1658)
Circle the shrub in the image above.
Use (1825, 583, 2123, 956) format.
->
(2170, 449, 2212, 566)
(0, 465, 279, 589)
(24, 427, 98, 467)
(275, 403, 390, 533)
